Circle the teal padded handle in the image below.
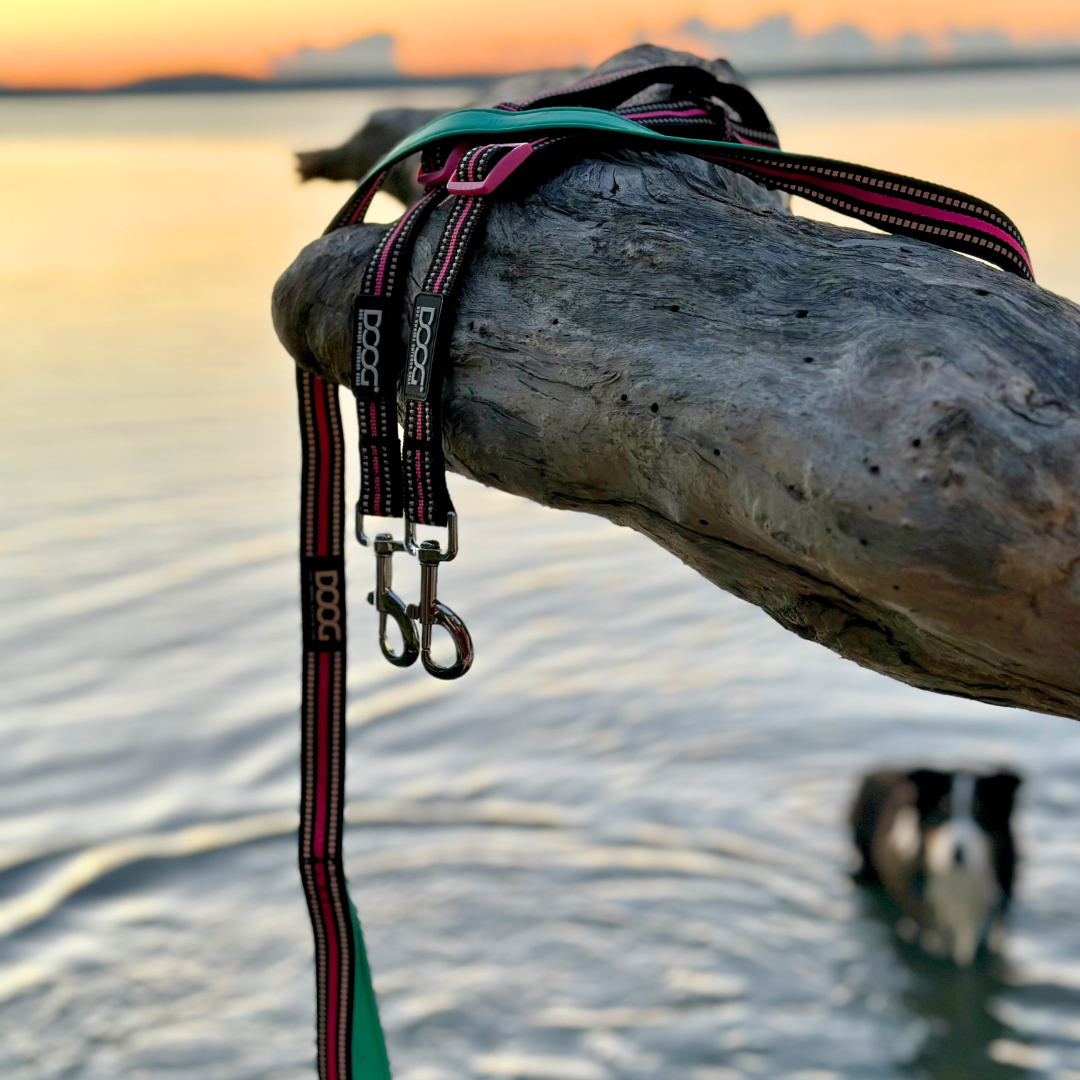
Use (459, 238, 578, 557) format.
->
(353, 105, 786, 192)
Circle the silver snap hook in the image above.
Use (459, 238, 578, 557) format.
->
(405, 512, 473, 680)
(366, 532, 420, 667)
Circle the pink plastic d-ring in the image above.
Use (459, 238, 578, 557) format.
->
(417, 142, 469, 187)
(446, 143, 533, 195)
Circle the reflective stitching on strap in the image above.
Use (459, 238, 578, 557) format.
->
(704, 150, 1032, 279)
(297, 371, 366, 1080)
(402, 143, 510, 526)
(353, 187, 446, 521)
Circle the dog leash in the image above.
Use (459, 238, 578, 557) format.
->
(294, 64, 1034, 1080)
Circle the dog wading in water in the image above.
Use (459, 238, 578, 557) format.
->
(851, 768, 1021, 965)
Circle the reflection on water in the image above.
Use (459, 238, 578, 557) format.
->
(852, 885, 1073, 1080)
(0, 74, 1078, 1079)
(900, 950, 1024, 1080)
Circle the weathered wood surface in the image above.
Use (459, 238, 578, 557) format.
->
(274, 50, 1080, 720)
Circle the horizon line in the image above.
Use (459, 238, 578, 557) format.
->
(3, 51, 1080, 97)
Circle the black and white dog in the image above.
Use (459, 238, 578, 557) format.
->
(851, 768, 1021, 965)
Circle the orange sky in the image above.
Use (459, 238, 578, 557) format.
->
(2, 0, 1080, 88)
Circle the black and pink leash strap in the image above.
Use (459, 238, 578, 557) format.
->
(296, 370, 390, 1080)
(294, 66, 1035, 1080)
(329, 60, 1031, 279)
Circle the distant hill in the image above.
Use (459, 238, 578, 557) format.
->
(0, 70, 494, 96)
(114, 73, 265, 93)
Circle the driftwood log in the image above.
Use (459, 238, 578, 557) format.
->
(294, 68, 590, 200)
(275, 47, 1080, 721)
(296, 108, 443, 203)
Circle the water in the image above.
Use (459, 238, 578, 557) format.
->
(0, 71, 1078, 1080)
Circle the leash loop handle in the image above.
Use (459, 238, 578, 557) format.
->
(367, 533, 421, 667)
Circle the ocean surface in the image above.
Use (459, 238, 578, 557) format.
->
(0, 70, 1078, 1080)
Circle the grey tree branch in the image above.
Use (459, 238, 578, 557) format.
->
(274, 51, 1080, 720)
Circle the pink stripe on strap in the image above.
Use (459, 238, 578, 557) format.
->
(313, 654, 330, 859)
(415, 408, 425, 522)
(375, 201, 418, 294)
(432, 197, 475, 293)
(732, 134, 774, 149)
(630, 107, 709, 120)
(370, 444, 381, 517)
(313, 387, 331, 558)
(315, 863, 341, 1080)
(368, 403, 382, 516)
(345, 173, 384, 225)
(712, 157, 1031, 275)
(823, 178, 1030, 273)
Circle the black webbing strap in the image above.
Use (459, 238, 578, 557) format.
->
(613, 99, 776, 148)
(699, 145, 1031, 279)
(296, 369, 391, 1080)
(504, 61, 778, 144)
(402, 149, 489, 526)
(351, 186, 445, 523)
(401, 140, 564, 527)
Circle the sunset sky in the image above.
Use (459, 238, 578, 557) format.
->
(3, 0, 1080, 88)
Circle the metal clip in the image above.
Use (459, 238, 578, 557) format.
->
(366, 532, 420, 667)
(362, 509, 419, 554)
(405, 512, 473, 680)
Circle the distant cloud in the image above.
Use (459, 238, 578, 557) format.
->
(679, 14, 1080, 70)
(945, 28, 1017, 59)
(892, 33, 931, 62)
(271, 34, 399, 82)
(680, 15, 883, 69)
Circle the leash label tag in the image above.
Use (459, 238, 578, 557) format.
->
(404, 293, 443, 402)
(301, 555, 346, 653)
(352, 294, 391, 397)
